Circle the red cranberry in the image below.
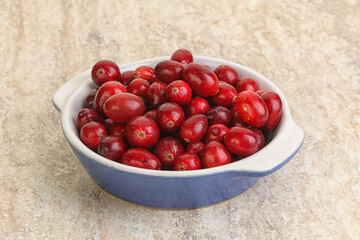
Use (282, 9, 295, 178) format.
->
(147, 82, 168, 109)
(224, 126, 258, 156)
(91, 60, 121, 86)
(170, 49, 194, 66)
(84, 88, 98, 109)
(236, 78, 258, 93)
(235, 91, 269, 128)
(180, 114, 208, 143)
(119, 70, 135, 86)
(203, 124, 229, 144)
(93, 81, 127, 116)
(165, 80, 192, 106)
(211, 82, 238, 107)
(201, 141, 231, 168)
(97, 135, 127, 161)
(156, 102, 185, 132)
(185, 97, 210, 117)
(173, 153, 201, 171)
(249, 128, 265, 151)
(125, 116, 160, 149)
(126, 78, 151, 98)
(77, 108, 105, 131)
(133, 65, 154, 81)
(144, 110, 157, 122)
(213, 65, 239, 86)
(182, 63, 219, 97)
(120, 148, 161, 170)
(104, 118, 126, 138)
(154, 60, 184, 84)
(153, 137, 185, 169)
(185, 142, 205, 156)
(103, 93, 145, 124)
(80, 122, 108, 151)
(261, 91, 283, 131)
(205, 106, 232, 126)
(230, 106, 248, 127)
(256, 90, 267, 96)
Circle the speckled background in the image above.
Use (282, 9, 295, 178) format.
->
(0, 0, 359, 239)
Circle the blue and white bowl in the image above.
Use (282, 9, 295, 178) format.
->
(52, 56, 304, 209)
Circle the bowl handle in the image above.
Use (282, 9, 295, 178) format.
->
(229, 119, 304, 177)
(52, 70, 91, 113)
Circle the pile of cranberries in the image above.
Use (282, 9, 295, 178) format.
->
(77, 49, 283, 171)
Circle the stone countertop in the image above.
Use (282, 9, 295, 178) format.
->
(1, 0, 359, 239)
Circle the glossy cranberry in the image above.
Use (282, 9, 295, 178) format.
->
(126, 78, 151, 98)
(144, 110, 157, 122)
(125, 116, 160, 149)
(93, 81, 127, 116)
(147, 82, 168, 109)
(133, 65, 154, 81)
(91, 60, 121, 86)
(77, 108, 105, 131)
(173, 153, 201, 171)
(211, 82, 238, 107)
(201, 141, 231, 168)
(120, 148, 161, 170)
(84, 88, 98, 109)
(205, 106, 232, 126)
(224, 126, 258, 156)
(97, 135, 127, 161)
(154, 60, 184, 84)
(165, 80, 192, 106)
(180, 114, 208, 143)
(185, 142, 205, 156)
(170, 49, 193, 66)
(185, 97, 210, 117)
(261, 91, 283, 131)
(153, 137, 185, 169)
(119, 70, 135, 86)
(249, 128, 265, 151)
(235, 91, 269, 128)
(104, 118, 126, 138)
(256, 90, 267, 96)
(203, 124, 229, 144)
(213, 65, 239, 86)
(80, 122, 108, 151)
(103, 93, 145, 124)
(236, 78, 258, 93)
(230, 105, 248, 127)
(182, 63, 219, 97)
(156, 102, 185, 132)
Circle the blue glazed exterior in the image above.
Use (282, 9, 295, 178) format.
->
(67, 135, 303, 209)
(70, 143, 260, 209)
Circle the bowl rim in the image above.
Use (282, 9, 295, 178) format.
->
(57, 56, 304, 178)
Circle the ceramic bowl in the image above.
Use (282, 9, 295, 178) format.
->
(52, 56, 304, 209)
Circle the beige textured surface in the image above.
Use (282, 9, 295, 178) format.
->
(0, 0, 359, 239)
